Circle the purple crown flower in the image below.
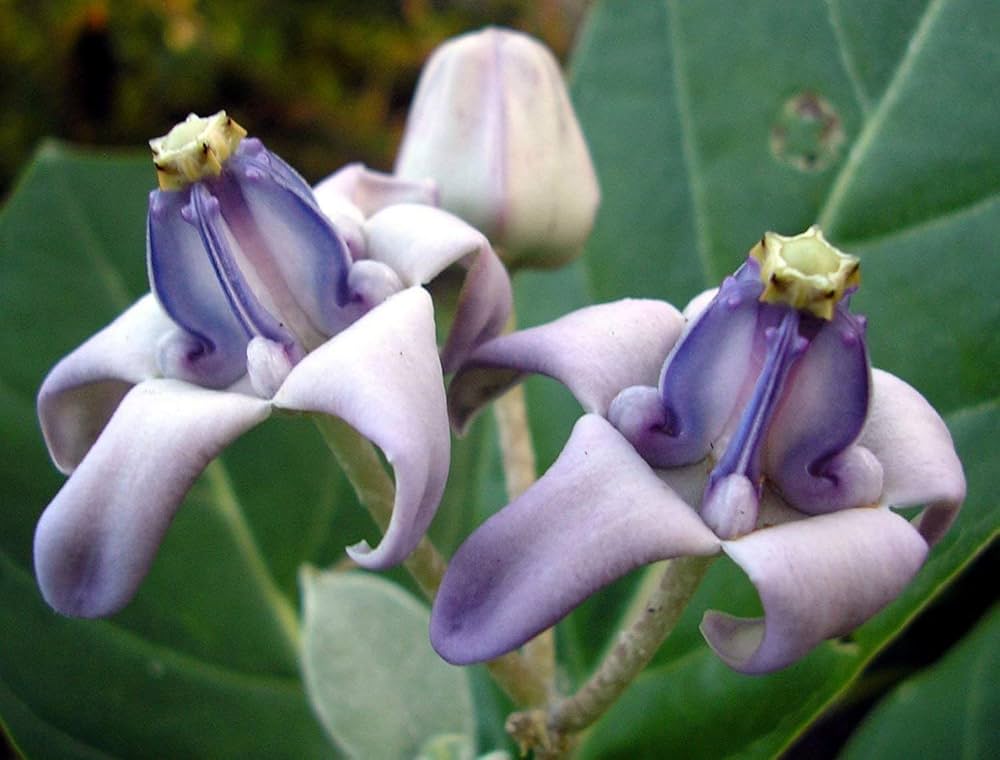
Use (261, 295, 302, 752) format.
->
(433, 227, 964, 674)
(35, 112, 512, 618)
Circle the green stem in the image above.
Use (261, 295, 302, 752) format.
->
(312, 414, 549, 706)
(313, 415, 445, 599)
(492, 308, 557, 694)
(507, 555, 714, 754)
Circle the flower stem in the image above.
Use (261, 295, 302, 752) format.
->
(312, 414, 549, 707)
(492, 308, 557, 692)
(494, 382, 538, 499)
(507, 555, 714, 753)
(314, 415, 445, 598)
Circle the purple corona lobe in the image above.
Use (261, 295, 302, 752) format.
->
(148, 138, 352, 389)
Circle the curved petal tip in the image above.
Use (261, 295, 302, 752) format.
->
(34, 379, 270, 617)
(704, 507, 928, 673)
(862, 369, 965, 545)
(37, 295, 174, 473)
(448, 299, 683, 433)
(274, 287, 450, 569)
(431, 414, 719, 664)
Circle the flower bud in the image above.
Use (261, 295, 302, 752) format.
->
(395, 27, 600, 270)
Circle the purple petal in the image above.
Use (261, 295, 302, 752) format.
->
(188, 184, 299, 347)
(147, 188, 250, 388)
(700, 473, 759, 539)
(221, 156, 353, 339)
(430, 414, 720, 664)
(860, 370, 966, 545)
(448, 299, 684, 434)
(652, 276, 761, 466)
(37, 295, 175, 473)
(34, 379, 271, 617)
(702, 507, 928, 674)
(362, 203, 513, 372)
(246, 336, 295, 398)
(272, 287, 450, 569)
(682, 287, 719, 321)
(313, 165, 438, 263)
(765, 307, 881, 513)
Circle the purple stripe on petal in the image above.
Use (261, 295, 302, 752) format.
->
(860, 369, 966, 544)
(34, 379, 271, 617)
(703, 507, 928, 674)
(431, 414, 720, 665)
(272, 287, 450, 570)
(707, 307, 804, 489)
(225, 154, 353, 338)
(765, 306, 880, 514)
(449, 299, 683, 433)
(147, 188, 249, 388)
(655, 274, 761, 465)
(189, 183, 302, 348)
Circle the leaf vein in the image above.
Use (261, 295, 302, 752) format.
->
(824, 0, 874, 115)
(665, 0, 715, 286)
(841, 190, 1000, 250)
(817, 0, 948, 233)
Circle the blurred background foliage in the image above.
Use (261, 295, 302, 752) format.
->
(0, 0, 587, 199)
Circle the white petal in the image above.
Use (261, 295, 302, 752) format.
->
(34, 379, 270, 617)
(37, 295, 174, 473)
(862, 369, 966, 544)
(273, 287, 450, 569)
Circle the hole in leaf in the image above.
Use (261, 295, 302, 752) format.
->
(770, 91, 845, 172)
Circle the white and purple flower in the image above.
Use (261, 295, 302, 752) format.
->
(433, 227, 965, 674)
(35, 112, 512, 618)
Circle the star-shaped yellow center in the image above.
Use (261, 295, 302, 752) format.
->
(149, 111, 247, 191)
(751, 226, 860, 320)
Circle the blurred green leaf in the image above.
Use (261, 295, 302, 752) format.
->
(840, 604, 999, 760)
(300, 569, 475, 760)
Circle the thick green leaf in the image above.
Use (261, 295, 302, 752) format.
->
(300, 569, 475, 760)
(841, 604, 1000, 759)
